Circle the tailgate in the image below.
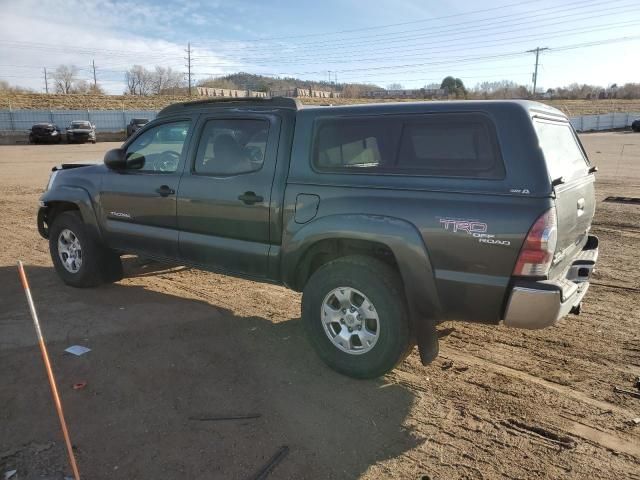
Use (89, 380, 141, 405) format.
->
(551, 176, 595, 275)
(533, 119, 595, 277)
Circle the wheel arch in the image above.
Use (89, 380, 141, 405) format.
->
(283, 214, 442, 315)
(283, 214, 442, 364)
(40, 186, 102, 242)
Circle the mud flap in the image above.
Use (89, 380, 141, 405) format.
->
(416, 317, 439, 365)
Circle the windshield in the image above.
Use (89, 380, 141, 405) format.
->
(534, 120, 589, 182)
(71, 122, 90, 129)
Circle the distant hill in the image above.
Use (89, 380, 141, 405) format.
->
(197, 72, 381, 96)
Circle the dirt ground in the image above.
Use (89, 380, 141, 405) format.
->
(0, 133, 639, 480)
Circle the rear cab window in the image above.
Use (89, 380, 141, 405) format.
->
(313, 113, 504, 179)
(533, 119, 589, 183)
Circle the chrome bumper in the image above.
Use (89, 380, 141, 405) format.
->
(503, 235, 598, 329)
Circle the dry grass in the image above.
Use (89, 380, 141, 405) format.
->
(2, 92, 640, 116)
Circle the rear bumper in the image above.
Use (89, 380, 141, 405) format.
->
(503, 235, 598, 329)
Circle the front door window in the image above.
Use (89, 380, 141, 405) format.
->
(126, 121, 191, 173)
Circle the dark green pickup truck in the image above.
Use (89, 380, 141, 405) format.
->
(37, 97, 598, 378)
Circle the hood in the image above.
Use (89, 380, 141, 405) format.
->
(67, 128, 94, 133)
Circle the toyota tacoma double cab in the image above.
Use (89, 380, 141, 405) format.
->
(37, 98, 599, 378)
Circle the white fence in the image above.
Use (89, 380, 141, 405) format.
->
(0, 109, 157, 132)
(0, 109, 638, 133)
(570, 112, 640, 132)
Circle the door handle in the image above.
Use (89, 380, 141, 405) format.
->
(238, 191, 264, 205)
(156, 185, 175, 197)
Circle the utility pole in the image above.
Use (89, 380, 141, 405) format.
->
(43, 67, 49, 94)
(185, 42, 192, 96)
(526, 47, 549, 97)
(91, 59, 97, 89)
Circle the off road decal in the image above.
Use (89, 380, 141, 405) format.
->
(439, 217, 510, 246)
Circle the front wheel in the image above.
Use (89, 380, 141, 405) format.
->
(302, 256, 411, 379)
(49, 211, 122, 287)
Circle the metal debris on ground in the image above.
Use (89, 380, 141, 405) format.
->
(189, 413, 261, 422)
(72, 382, 87, 390)
(4, 470, 17, 480)
(603, 196, 640, 204)
(614, 386, 640, 399)
(248, 446, 289, 480)
(64, 345, 91, 356)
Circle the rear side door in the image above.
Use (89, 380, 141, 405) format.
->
(176, 113, 281, 277)
(533, 118, 595, 273)
(98, 118, 193, 259)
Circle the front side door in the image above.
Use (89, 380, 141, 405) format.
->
(99, 118, 193, 259)
(177, 114, 281, 277)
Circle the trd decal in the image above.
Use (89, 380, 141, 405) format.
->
(439, 218, 487, 233)
(438, 217, 510, 246)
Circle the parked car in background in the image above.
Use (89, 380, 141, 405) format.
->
(29, 123, 62, 144)
(632, 118, 640, 132)
(127, 118, 149, 137)
(66, 121, 96, 144)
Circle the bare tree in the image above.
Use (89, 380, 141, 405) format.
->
(124, 65, 153, 95)
(71, 79, 90, 94)
(152, 66, 184, 94)
(53, 65, 79, 94)
(386, 83, 404, 90)
(472, 80, 528, 99)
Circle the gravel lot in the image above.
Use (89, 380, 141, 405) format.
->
(0, 132, 639, 479)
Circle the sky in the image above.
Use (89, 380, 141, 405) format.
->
(0, 0, 639, 94)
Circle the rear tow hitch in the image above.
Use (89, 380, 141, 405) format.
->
(570, 303, 581, 315)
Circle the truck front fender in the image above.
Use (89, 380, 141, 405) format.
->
(40, 185, 102, 242)
(282, 214, 442, 364)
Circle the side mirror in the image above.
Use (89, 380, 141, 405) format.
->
(104, 148, 126, 169)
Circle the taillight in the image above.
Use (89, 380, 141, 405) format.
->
(513, 208, 557, 277)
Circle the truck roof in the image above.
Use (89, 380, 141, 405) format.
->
(302, 99, 566, 118)
(158, 96, 303, 116)
(158, 97, 565, 120)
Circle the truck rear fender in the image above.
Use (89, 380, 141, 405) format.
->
(282, 214, 442, 364)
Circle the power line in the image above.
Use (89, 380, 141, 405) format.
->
(220, 0, 546, 42)
(191, 0, 630, 54)
(91, 60, 97, 89)
(191, 19, 640, 70)
(185, 42, 192, 96)
(527, 47, 549, 95)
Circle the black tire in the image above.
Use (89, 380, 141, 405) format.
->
(301, 255, 411, 379)
(48, 211, 122, 287)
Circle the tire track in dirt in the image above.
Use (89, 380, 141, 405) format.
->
(439, 347, 640, 458)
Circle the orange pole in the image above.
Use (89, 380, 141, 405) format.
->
(17, 261, 81, 480)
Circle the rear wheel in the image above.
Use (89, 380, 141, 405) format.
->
(49, 211, 122, 287)
(302, 256, 411, 379)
